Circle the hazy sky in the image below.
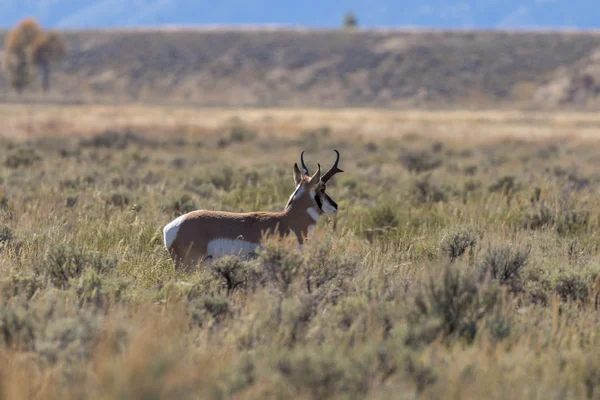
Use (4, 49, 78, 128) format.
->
(1, 0, 598, 29)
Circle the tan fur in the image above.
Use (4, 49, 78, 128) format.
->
(165, 151, 343, 269)
(168, 177, 323, 268)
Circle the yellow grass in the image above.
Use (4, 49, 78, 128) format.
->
(3, 103, 600, 143)
(1, 103, 600, 398)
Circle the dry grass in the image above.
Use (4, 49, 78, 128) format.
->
(3, 103, 600, 142)
(0, 104, 600, 398)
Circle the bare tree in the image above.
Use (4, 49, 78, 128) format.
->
(2, 18, 43, 93)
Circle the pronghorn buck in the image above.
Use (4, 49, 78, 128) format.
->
(163, 150, 344, 268)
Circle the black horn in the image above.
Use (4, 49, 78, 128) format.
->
(300, 150, 310, 176)
(321, 150, 344, 183)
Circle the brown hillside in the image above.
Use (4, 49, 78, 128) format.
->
(1, 28, 599, 108)
(534, 48, 600, 107)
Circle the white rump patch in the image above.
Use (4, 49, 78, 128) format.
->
(306, 207, 319, 222)
(207, 238, 261, 259)
(163, 214, 187, 250)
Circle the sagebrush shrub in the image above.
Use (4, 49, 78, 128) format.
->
(0, 272, 44, 301)
(489, 175, 520, 195)
(161, 193, 197, 217)
(106, 191, 132, 208)
(556, 208, 590, 237)
(258, 236, 303, 294)
(477, 244, 530, 291)
(74, 269, 128, 308)
(209, 256, 260, 295)
(228, 124, 257, 143)
(0, 226, 14, 251)
(412, 175, 449, 203)
(440, 229, 478, 262)
(522, 203, 554, 231)
(366, 203, 399, 230)
(303, 235, 358, 302)
(188, 295, 230, 327)
(210, 166, 235, 190)
(404, 355, 437, 394)
(399, 149, 442, 173)
(407, 266, 501, 346)
(0, 306, 37, 351)
(39, 244, 117, 289)
(79, 130, 152, 150)
(553, 270, 593, 303)
(276, 347, 365, 399)
(4, 147, 41, 168)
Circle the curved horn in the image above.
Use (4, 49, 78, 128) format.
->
(300, 150, 310, 176)
(321, 150, 344, 183)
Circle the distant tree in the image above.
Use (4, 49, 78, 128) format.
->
(31, 32, 68, 92)
(343, 12, 358, 29)
(2, 18, 43, 93)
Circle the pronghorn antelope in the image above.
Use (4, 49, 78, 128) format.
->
(163, 150, 344, 268)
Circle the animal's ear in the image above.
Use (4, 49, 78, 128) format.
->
(293, 163, 303, 185)
(308, 163, 321, 186)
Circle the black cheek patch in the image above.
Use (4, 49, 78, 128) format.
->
(315, 194, 323, 210)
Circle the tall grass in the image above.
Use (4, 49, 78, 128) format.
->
(1, 118, 600, 398)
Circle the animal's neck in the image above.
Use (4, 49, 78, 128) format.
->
(282, 192, 320, 243)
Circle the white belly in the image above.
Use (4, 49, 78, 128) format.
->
(207, 238, 261, 259)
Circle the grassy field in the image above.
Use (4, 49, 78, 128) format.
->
(1, 104, 600, 398)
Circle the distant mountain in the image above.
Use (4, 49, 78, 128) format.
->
(1, 29, 599, 108)
(1, 0, 600, 30)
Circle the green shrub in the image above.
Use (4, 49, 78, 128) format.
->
(407, 266, 501, 347)
(0, 306, 37, 351)
(556, 208, 590, 237)
(522, 203, 554, 231)
(74, 269, 128, 308)
(440, 229, 478, 262)
(38, 244, 117, 289)
(209, 256, 260, 295)
(258, 236, 303, 294)
(4, 147, 41, 168)
(276, 347, 367, 398)
(489, 175, 520, 195)
(188, 295, 230, 327)
(553, 270, 592, 303)
(106, 191, 132, 208)
(366, 203, 399, 230)
(477, 244, 530, 291)
(210, 166, 235, 190)
(399, 150, 442, 173)
(79, 130, 153, 150)
(412, 176, 449, 203)
(404, 355, 437, 394)
(228, 124, 257, 143)
(303, 235, 357, 300)
(0, 272, 44, 301)
(161, 193, 197, 217)
(0, 226, 14, 250)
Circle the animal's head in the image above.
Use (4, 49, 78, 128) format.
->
(287, 150, 344, 216)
